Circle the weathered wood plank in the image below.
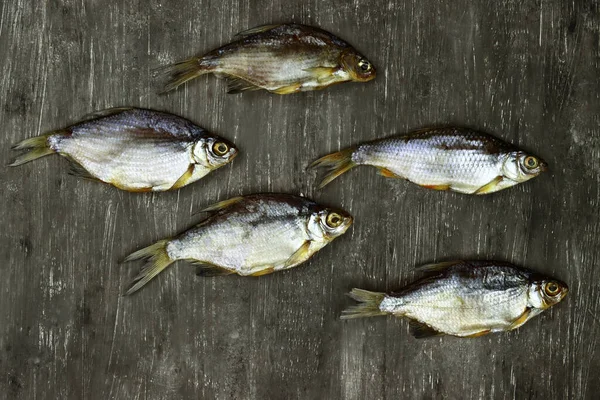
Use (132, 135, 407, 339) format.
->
(0, 0, 598, 399)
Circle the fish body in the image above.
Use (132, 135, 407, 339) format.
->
(312, 127, 547, 194)
(342, 261, 568, 338)
(160, 24, 376, 94)
(10, 108, 238, 192)
(124, 194, 353, 294)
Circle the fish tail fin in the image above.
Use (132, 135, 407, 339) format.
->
(310, 147, 356, 188)
(9, 133, 56, 166)
(124, 240, 174, 295)
(156, 56, 215, 93)
(340, 288, 387, 319)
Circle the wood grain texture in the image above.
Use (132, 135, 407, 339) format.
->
(0, 0, 598, 399)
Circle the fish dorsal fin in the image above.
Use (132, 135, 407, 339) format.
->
(195, 262, 234, 277)
(235, 24, 281, 38)
(225, 76, 262, 94)
(415, 260, 464, 274)
(82, 107, 134, 121)
(474, 176, 504, 195)
(200, 196, 244, 213)
(283, 241, 312, 269)
(409, 320, 444, 339)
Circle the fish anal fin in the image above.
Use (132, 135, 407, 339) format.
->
(422, 184, 451, 191)
(474, 176, 503, 195)
(250, 266, 275, 277)
(416, 260, 463, 274)
(225, 76, 262, 94)
(272, 83, 303, 95)
(464, 329, 492, 338)
(67, 160, 102, 182)
(378, 167, 401, 178)
(171, 164, 195, 190)
(200, 196, 244, 213)
(409, 320, 444, 339)
(283, 241, 312, 269)
(235, 24, 281, 38)
(509, 308, 532, 330)
(195, 263, 234, 277)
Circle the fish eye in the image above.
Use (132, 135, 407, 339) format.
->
(358, 59, 371, 72)
(212, 141, 229, 156)
(524, 156, 539, 169)
(544, 282, 561, 296)
(325, 212, 343, 228)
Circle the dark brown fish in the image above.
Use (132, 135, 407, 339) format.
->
(159, 24, 376, 94)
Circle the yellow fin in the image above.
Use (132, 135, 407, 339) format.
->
(9, 133, 56, 166)
(508, 308, 532, 330)
(272, 83, 303, 94)
(310, 147, 356, 188)
(474, 176, 504, 195)
(422, 184, 451, 191)
(124, 240, 174, 295)
(283, 241, 311, 269)
(464, 329, 492, 338)
(378, 167, 401, 178)
(171, 164, 195, 190)
(303, 67, 338, 83)
(200, 196, 244, 213)
(250, 266, 275, 277)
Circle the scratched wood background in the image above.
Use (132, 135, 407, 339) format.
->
(1, 0, 599, 399)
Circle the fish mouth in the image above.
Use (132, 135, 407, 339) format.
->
(539, 160, 549, 172)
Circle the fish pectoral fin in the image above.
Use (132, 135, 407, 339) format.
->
(195, 262, 234, 277)
(508, 308, 532, 330)
(421, 184, 451, 191)
(199, 196, 244, 214)
(415, 260, 464, 275)
(464, 329, 492, 338)
(250, 266, 275, 277)
(235, 24, 281, 38)
(272, 83, 303, 95)
(82, 107, 133, 121)
(225, 76, 262, 94)
(283, 241, 312, 268)
(303, 67, 339, 83)
(171, 164, 195, 190)
(408, 320, 444, 339)
(474, 176, 504, 195)
(377, 167, 401, 178)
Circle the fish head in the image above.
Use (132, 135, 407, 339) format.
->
(307, 207, 353, 241)
(340, 50, 376, 82)
(193, 136, 238, 169)
(527, 277, 569, 310)
(501, 151, 548, 182)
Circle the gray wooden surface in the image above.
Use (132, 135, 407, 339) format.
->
(1, 0, 598, 399)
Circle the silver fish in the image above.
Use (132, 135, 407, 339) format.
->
(124, 194, 353, 294)
(10, 108, 238, 192)
(159, 24, 376, 94)
(311, 127, 547, 194)
(342, 261, 568, 338)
